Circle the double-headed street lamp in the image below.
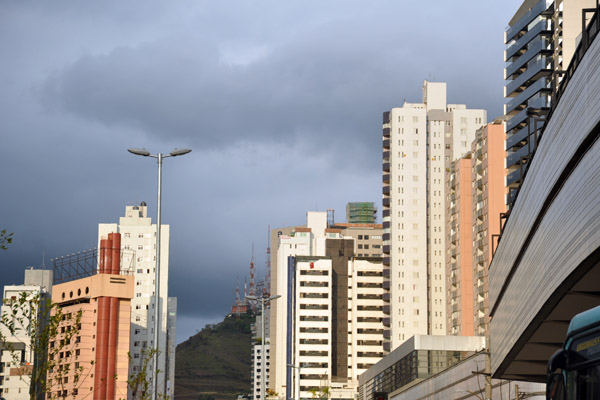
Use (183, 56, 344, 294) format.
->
(128, 147, 191, 400)
(246, 294, 281, 400)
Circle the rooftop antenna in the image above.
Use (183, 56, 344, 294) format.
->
(265, 225, 271, 297)
(327, 209, 335, 227)
(249, 243, 256, 298)
(235, 277, 241, 306)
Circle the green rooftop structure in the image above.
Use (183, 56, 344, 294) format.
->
(346, 202, 377, 224)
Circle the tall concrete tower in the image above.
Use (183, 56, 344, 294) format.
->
(99, 202, 176, 399)
(381, 81, 486, 351)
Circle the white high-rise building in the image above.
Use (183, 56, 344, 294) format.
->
(99, 202, 175, 399)
(0, 269, 53, 400)
(381, 81, 486, 351)
(271, 212, 385, 400)
(251, 312, 271, 400)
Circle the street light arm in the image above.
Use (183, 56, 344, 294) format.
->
(128, 148, 151, 157)
(170, 148, 192, 157)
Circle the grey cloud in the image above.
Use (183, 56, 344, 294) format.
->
(2, 0, 520, 343)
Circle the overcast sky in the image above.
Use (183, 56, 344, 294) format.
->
(0, 1, 522, 343)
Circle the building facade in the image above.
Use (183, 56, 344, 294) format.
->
(470, 122, 506, 336)
(47, 233, 134, 399)
(346, 202, 377, 224)
(382, 81, 486, 351)
(270, 212, 385, 400)
(446, 157, 474, 337)
(504, 0, 595, 206)
(98, 202, 175, 399)
(251, 312, 270, 400)
(0, 269, 53, 400)
(445, 122, 507, 337)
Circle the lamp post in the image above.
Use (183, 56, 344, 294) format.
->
(128, 147, 191, 400)
(247, 294, 281, 400)
(287, 363, 302, 400)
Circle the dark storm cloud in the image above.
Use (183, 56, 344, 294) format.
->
(1, 0, 524, 342)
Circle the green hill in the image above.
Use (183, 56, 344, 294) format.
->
(175, 312, 254, 400)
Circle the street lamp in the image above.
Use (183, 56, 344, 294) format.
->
(247, 294, 281, 400)
(287, 363, 303, 400)
(128, 147, 191, 400)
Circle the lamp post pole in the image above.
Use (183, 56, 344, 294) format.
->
(286, 364, 301, 400)
(128, 148, 191, 400)
(247, 294, 281, 400)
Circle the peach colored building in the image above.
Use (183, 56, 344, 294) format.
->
(446, 157, 474, 336)
(48, 233, 133, 399)
(446, 120, 506, 337)
(471, 121, 506, 336)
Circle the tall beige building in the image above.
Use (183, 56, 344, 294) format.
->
(99, 203, 175, 399)
(381, 81, 486, 351)
(269, 212, 384, 400)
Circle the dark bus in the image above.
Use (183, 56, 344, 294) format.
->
(547, 305, 600, 399)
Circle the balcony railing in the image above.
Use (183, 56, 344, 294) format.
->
(505, 0, 551, 42)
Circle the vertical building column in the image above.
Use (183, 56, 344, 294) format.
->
(95, 233, 122, 400)
(106, 233, 121, 399)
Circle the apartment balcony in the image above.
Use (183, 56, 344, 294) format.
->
(506, 18, 551, 61)
(477, 316, 486, 327)
(383, 174, 390, 184)
(383, 305, 390, 315)
(506, 125, 530, 150)
(506, 106, 529, 132)
(383, 330, 391, 339)
(475, 147, 483, 160)
(382, 221, 390, 229)
(383, 139, 390, 150)
(383, 280, 390, 290)
(383, 150, 390, 160)
(382, 233, 390, 241)
(506, 37, 551, 79)
(382, 245, 390, 254)
(475, 207, 484, 220)
(383, 256, 390, 265)
(383, 293, 390, 302)
(476, 254, 485, 265)
(382, 198, 390, 208)
(449, 232, 457, 243)
(383, 186, 390, 195)
(383, 341, 391, 352)
(476, 163, 483, 176)
(478, 273, 486, 285)
(382, 317, 390, 327)
(506, 57, 550, 96)
(383, 111, 390, 125)
(382, 127, 390, 138)
(507, 143, 535, 169)
(383, 268, 390, 278)
(382, 209, 390, 218)
(506, 77, 550, 115)
(507, 167, 523, 187)
(506, 0, 551, 45)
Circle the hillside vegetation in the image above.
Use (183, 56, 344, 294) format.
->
(175, 312, 254, 400)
